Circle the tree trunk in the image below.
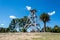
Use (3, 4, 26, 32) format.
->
(44, 22, 46, 32)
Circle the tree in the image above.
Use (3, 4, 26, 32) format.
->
(40, 13, 50, 32)
(5, 28, 10, 32)
(46, 27, 52, 32)
(21, 27, 27, 32)
(41, 26, 52, 32)
(0, 27, 5, 33)
(52, 25, 60, 33)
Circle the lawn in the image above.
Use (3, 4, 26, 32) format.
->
(0, 32, 60, 40)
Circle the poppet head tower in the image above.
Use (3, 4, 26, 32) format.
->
(24, 9, 40, 32)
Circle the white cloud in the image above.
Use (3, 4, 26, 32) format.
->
(9, 15, 17, 19)
(1, 24, 4, 26)
(26, 6, 31, 10)
(48, 11, 55, 15)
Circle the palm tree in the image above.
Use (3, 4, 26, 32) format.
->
(40, 13, 50, 32)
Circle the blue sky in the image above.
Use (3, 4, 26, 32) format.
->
(0, 0, 60, 28)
